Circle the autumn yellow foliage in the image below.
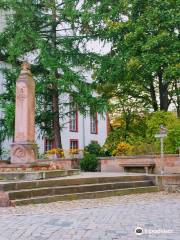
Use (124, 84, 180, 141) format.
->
(112, 142, 134, 156)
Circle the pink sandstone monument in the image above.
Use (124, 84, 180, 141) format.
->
(11, 62, 37, 164)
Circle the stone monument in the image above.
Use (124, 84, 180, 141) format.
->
(11, 62, 37, 164)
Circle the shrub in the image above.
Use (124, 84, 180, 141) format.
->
(132, 141, 159, 155)
(84, 143, 102, 157)
(104, 128, 123, 155)
(101, 148, 112, 157)
(112, 142, 134, 156)
(80, 153, 98, 172)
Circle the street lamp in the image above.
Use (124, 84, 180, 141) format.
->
(155, 125, 167, 175)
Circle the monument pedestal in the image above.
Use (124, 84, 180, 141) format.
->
(11, 142, 37, 164)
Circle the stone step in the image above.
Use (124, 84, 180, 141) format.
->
(12, 186, 159, 206)
(8, 180, 153, 200)
(2, 175, 151, 191)
(0, 169, 79, 181)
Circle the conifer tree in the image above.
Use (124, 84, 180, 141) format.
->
(0, 0, 106, 148)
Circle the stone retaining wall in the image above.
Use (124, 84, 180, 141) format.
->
(1, 155, 179, 173)
(155, 174, 180, 192)
(100, 155, 180, 174)
(0, 158, 80, 170)
(39, 158, 80, 170)
(37, 155, 180, 173)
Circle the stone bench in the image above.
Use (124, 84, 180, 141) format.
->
(119, 162, 155, 174)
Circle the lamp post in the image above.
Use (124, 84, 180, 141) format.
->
(155, 125, 167, 175)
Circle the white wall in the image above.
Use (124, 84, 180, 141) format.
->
(61, 113, 107, 150)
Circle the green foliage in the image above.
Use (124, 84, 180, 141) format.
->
(0, 1, 179, 151)
(84, 142, 110, 157)
(84, 142, 102, 157)
(132, 142, 159, 156)
(146, 111, 180, 153)
(82, 0, 180, 114)
(105, 111, 180, 155)
(0, 1, 107, 147)
(146, 111, 177, 140)
(0, 68, 17, 141)
(104, 128, 123, 154)
(105, 110, 147, 154)
(80, 153, 98, 172)
(2, 103, 15, 138)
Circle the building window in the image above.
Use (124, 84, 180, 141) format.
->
(44, 138, 55, 152)
(70, 139, 79, 149)
(70, 139, 79, 154)
(90, 112, 98, 134)
(69, 96, 78, 132)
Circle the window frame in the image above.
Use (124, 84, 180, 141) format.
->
(44, 138, 55, 152)
(90, 112, 98, 134)
(69, 97, 78, 132)
(70, 139, 79, 150)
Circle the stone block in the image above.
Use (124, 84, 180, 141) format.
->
(0, 191, 10, 207)
(11, 142, 37, 164)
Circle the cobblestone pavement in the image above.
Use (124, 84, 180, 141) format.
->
(0, 192, 180, 240)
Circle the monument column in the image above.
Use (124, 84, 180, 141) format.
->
(11, 62, 37, 164)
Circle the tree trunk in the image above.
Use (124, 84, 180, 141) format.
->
(124, 112, 131, 141)
(150, 80, 158, 111)
(175, 80, 180, 118)
(158, 71, 169, 111)
(0, 141, 2, 159)
(51, 1, 62, 149)
(52, 88, 62, 148)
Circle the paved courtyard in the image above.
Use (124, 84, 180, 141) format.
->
(0, 192, 180, 240)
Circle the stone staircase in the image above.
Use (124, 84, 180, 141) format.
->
(0, 175, 158, 206)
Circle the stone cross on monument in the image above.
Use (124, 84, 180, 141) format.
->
(11, 62, 37, 164)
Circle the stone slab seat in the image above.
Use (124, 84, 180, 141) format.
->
(119, 162, 155, 174)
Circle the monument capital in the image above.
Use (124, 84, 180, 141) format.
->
(20, 61, 32, 75)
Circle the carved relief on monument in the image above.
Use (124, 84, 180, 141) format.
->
(12, 145, 25, 161)
(16, 86, 27, 102)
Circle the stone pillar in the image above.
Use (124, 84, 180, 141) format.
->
(11, 62, 37, 164)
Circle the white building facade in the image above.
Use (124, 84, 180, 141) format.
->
(38, 109, 108, 154)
